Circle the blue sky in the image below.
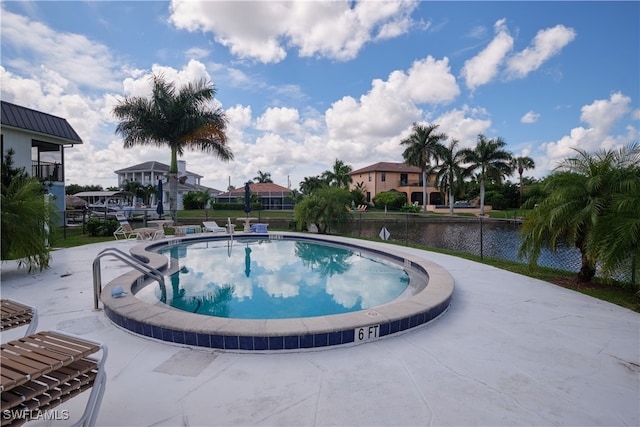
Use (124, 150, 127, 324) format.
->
(1, 1, 638, 192)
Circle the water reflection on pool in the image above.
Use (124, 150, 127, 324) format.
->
(145, 239, 410, 319)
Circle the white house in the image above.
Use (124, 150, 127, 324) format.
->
(114, 160, 221, 210)
(1, 101, 83, 222)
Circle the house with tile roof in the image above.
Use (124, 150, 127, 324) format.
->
(1, 100, 83, 218)
(348, 162, 443, 207)
(215, 182, 294, 210)
(114, 161, 221, 210)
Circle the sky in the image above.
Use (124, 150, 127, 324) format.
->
(1, 1, 638, 192)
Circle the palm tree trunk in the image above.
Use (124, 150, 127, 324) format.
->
(519, 172, 524, 208)
(169, 148, 179, 221)
(422, 169, 427, 213)
(448, 169, 454, 215)
(577, 251, 596, 282)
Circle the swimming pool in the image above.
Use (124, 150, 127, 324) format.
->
(143, 239, 411, 319)
(101, 233, 454, 351)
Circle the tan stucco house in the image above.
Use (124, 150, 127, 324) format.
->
(348, 162, 444, 206)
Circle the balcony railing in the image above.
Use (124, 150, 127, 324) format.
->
(398, 180, 424, 187)
(32, 161, 63, 182)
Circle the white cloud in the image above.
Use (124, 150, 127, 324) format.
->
(540, 92, 636, 171)
(185, 47, 211, 60)
(255, 107, 301, 134)
(579, 91, 630, 133)
(325, 55, 459, 144)
(506, 24, 576, 78)
(168, 0, 419, 63)
(435, 106, 492, 147)
(0, 8, 123, 92)
(521, 111, 540, 123)
(461, 19, 513, 91)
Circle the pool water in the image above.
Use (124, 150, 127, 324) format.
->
(150, 238, 410, 319)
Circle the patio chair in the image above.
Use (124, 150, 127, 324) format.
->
(202, 221, 227, 233)
(0, 330, 107, 426)
(249, 223, 269, 233)
(113, 213, 161, 240)
(0, 299, 38, 337)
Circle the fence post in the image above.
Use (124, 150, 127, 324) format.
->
(405, 213, 409, 246)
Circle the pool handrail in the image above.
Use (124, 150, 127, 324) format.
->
(92, 247, 166, 310)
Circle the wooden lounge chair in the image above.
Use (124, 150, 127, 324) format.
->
(0, 299, 38, 337)
(0, 331, 107, 427)
(113, 213, 161, 240)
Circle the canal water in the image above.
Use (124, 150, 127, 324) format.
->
(342, 217, 583, 274)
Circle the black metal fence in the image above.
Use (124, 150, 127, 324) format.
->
(342, 213, 588, 277)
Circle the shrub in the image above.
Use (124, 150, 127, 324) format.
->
(183, 191, 212, 210)
(86, 218, 119, 237)
(400, 203, 421, 213)
(373, 191, 406, 210)
(486, 192, 508, 210)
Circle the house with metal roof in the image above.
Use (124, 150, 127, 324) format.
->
(348, 161, 443, 207)
(1, 100, 83, 218)
(114, 160, 221, 210)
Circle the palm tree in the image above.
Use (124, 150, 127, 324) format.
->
(511, 156, 536, 205)
(400, 123, 447, 212)
(299, 176, 328, 195)
(254, 170, 273, 183)
(519, 142, 640, 283)
(322, 159, 353, 188)
(351, 181, 367, 206)
(294, 187, 352, 234)
(460, 134, 512, 215)
(1, 150, 55, 272)
(113, 74, 232, 220)
(591, 164, 640, 286)
(434, 139, 468, 215)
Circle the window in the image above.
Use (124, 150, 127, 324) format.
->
(381, 172, 386, 182)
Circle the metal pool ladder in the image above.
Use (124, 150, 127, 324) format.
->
(92, 247, 166, 310)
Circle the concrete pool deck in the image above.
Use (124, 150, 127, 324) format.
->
(1, 237, 638, 426)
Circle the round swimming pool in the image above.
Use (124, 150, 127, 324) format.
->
(101, 232, 454, 351)
(141, 239, 411, 319)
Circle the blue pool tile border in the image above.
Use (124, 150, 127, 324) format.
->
(105, 298, 451, 351)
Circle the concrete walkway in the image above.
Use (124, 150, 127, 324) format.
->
(1, 238, 638, 426)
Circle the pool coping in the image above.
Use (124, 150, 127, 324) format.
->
(100, 232, 454, 351)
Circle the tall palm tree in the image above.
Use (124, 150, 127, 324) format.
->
(322, 159, 353, 188)
(511, 155, 536, 205)
(299, 176, 327, 195)
(460, 134, 512, 215)
(400, 123, 447, 212)
(434, 139, 468, 215)
(519, 142, 640, 283)
(113, 74, 232, 220)
(254, 170, 273, 183)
